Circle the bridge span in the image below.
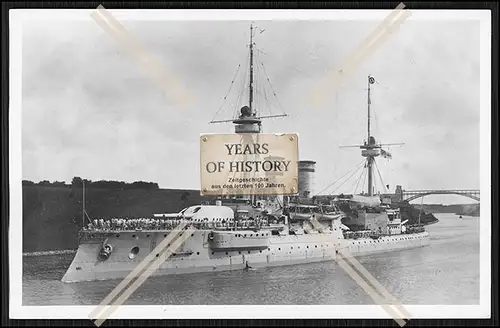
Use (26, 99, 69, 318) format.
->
(400, 189, 480, 202)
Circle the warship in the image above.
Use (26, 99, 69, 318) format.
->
(61, 24, 429, 283)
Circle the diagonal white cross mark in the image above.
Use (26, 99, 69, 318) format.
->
(309, 217, 411, 326)
(87, 4, 415, 326)
(308, 3, 411, 109)
(91, 5, 195, 111)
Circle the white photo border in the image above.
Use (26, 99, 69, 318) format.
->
(9, 8, 492, 320)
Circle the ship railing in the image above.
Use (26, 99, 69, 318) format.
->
(343, 230, 378, 239)
(82, 217, 189, 231)
(80, 221, 280, 233)
(86, 216, 280, 230)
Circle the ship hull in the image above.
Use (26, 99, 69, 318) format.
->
(61, 230, 430, 283)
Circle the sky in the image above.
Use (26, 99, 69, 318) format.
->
(20, 13, 482, 204)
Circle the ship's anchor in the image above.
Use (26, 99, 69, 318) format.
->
(98, 238, 114, 261)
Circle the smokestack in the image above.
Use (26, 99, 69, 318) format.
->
(298, 160, 316, 198)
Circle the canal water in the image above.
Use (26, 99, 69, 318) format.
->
(22, 213, 480, 305)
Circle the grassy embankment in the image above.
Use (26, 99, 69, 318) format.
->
(22, 185, 215, 252)
(414, 203, 480, 217)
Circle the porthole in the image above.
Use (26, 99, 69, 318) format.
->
(116, 234, 120, 238)
(128, 246, 140, 260)
(196, 252, 200, 255)
(248, 251, 250, 254)
(132, 234, 136, 238)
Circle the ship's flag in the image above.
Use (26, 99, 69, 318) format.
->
(369, 76, 376, 84)
(381, 149, 392, 159)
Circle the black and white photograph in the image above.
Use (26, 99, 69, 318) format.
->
(9, 7, 491, 321)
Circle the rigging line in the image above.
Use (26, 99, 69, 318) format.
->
(314, 159, 366, 197)
(329, 162, 367, 196)
(374, 160, 388, 194)
(259, 63, 275, 133)
(260, 61, 286, 114)
(354, 163, 366, 194)
(372, 91, 379, 138)
(320, 160, 364, 196)
(254, 89, 272, 118)
(211, 64, 241, 122)
(263, 87, 273, 118)
(257, 58, 273, 117)
(362, 161, 368, 194)
(254, 57, 263, 111)
(348, 167, 363, 196)
(332, 160, 368, 195)
(234, 52, 250, 118)
(253, 50, 259, 112)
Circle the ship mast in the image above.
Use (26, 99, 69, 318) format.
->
(230, 23, 262, 134)
(249, 24, 254, 113)
(367, 75, 372, 142)
(367, 75, 374, 196)
(339, 75, 404, 197)
(208, 24, 288, 207)
(82, 179, 85, 228)
(209, 24, 287, 133)
(245, 23, 257, 206)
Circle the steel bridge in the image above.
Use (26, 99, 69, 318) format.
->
(402, 189, 480, 202)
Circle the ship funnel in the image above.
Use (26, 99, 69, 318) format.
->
(298, 160, 316, 198)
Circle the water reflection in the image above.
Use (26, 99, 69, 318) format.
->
(23, 214, 480, 305)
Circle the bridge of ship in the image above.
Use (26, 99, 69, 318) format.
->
(402, 189, 480, 202)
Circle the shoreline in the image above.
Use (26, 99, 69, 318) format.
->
(22, 249, 77, 257)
